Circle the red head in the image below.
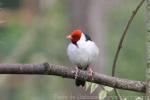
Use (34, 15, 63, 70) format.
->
(66, 29, 82, 44)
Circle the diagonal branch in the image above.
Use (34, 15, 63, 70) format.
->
(112, 0, 145, 76)
(112, 0, 145, 99)
(0, 63, 146, 93)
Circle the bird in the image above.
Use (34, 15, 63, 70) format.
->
(66, 29, 99, 87)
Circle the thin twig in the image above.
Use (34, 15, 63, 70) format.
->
(111, 0, 145, 99)
(114, 89, 122, 100)
(0, 63, 146, 92)
(112, 0, 145, 76)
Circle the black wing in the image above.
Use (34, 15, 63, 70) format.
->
(84, 33, 92, 41)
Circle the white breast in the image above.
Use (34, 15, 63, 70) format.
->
(67, 39, 99, 68)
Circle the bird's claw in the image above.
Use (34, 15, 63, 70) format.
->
(88, 67, 94, 80)
(75, 67, 79, 79)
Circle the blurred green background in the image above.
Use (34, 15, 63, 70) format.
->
(0, 0, 146, 100)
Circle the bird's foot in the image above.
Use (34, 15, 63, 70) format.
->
(74, 67, 79, 79)
(88, 67, 94, 80)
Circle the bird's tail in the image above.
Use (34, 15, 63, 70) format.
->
(75, 66, 88, 87)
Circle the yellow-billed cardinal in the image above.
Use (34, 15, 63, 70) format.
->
(66, 29, 99, 87)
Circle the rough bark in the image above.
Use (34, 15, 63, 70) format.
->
(0, 63, 145, 93)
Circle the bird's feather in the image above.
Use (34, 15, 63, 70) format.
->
(84, 33, 92, 41)
(67, 32, 99, 87)
(67, 33, 99, 69)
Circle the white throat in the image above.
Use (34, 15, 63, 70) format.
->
(79, 33, 86, 41)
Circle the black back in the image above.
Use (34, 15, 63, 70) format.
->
(84, 33, 92, 41)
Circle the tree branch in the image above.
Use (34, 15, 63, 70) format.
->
(0, 63, 145, 93)
(112, 0, 145, 99)
(112, 0, 145, 77)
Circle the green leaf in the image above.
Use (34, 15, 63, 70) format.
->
(123, 98, 127, 100)
(98, 90, 107, 100)
(85, 82, 91, 91)
(104, 86, 113, 92)
(90, 83, 98, 93)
